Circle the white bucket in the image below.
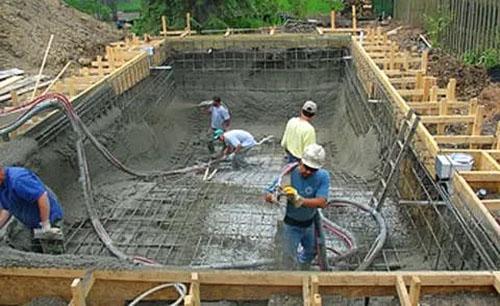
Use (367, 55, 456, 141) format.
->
(449, 153, 474, 171)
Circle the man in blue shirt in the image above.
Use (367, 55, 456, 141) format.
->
(214, 129, 257, 169)
(265, 144, 330, 269)
(0, 166, 64, 254)
(200, 96, 231, 154)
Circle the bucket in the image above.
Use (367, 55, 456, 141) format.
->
(449, 153, 474, 171)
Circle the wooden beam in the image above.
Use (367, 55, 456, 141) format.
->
(459, 171, 500, 182)
(190, 273, 200, 306)
(70, 278, 86, 306)
(396, 276, 411, 306)
(421, 115, 475, 124)
(161, 16, 167, 36)
(482, 199, 500, 211)
(447, 78, 456, 101)
(409, 277, 421, 306)
(352, 5, 357, 32)
(433, 135, 496, 145)
(494, 274, 500, 293)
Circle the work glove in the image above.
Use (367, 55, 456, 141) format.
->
(283, 185, 304, 208)
(223, 153, 235, 161)
(35, 221, 62, 237)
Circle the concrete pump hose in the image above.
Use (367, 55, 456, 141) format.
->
(327, 199, 387, 271)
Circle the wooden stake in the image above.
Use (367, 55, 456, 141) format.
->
(421, 49, 429, 73)
(473, 105, 484, 136)
(31, 34, 54, 99)
(415, 71, 424, 89)
(396, 276, 411, 306)
(189, 273, 200, 306)
(186, 12, 191, 34)
(42, 61, 72, 95)
(161, 16, 167, 36)
(409, 276, 421, 306)
(495, 122, 500, 150)
(96, 56, 104, 76)
(70, 278, 86, 306)
(446, 78, 457, 101)
(330, 11, 335, 31)
(352, 5, 357, 32)
(10, 90, 18, 106)
(437, 98, 448, 134)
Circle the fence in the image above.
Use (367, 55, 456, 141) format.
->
(394, 0, 500, 56)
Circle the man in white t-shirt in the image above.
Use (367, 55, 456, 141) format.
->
(214, 129, 256, 169)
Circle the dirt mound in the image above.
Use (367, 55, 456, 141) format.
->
(0, 0, 123, 76)
(427, 48, 489, 100)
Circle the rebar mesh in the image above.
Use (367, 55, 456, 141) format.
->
(56, 47, 499, 270)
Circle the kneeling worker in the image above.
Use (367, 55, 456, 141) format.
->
(0, 166, 64, 254)
(265, 144, 329, 269)
(214, 129, 256, 169)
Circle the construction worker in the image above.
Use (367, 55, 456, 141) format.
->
(281, 100, 317, 163)
(0, 166, 64, 254)
(214, 129, 256, 169)
(265, 144, 329, 269)
(200, 96, 231, 153)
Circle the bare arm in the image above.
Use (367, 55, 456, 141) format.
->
(0, 209, 11, 229)
(233, 144, 242, 154)
(302, 197, 327, 209)
(37, 192, 50, 224)
(223, 118, 231, 130)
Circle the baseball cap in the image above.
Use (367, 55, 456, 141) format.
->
(302, 100, 317, 115)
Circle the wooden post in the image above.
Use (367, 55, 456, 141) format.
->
(473, 105, 484, 136)
(161, 16, 167, 36)
(330, 11, 335, 31)
(422, 76, 434, 102)
(495, 122, 500, 150)
(437, 98, 448, 134)
(70, 278, 86, 306)
(67, 77, 76, 97)
(96, 56, 104, 76)
(421, 49, 429, 73)
(352, 5, 357, 32)
(184, 295, 194, 306)
(415, 71, 424, 89)
(389, 42, 397, 70)
(409, 276, 421, 306)
(303, 277, 310, 306)
(395, 276, 411, 306)
(186, 12, 191, 34)
(446, 78, 457, 101)
(189, 273, 200, 306)
(10, 91, 18, 106)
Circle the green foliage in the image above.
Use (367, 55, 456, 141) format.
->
(132, 0, 347, 34)
(116, 0, 141, 12)
(64, 0, 112, 20)
(463, 49, 500, 69)
(423, 9, 451, 47)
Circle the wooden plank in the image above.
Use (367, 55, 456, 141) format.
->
(408, 101, 469, 111)
(420, 115, 475, 124)
(0, 75, 47, 96)
(452, 173, 500, 243)
(0, 68, 24, 80)
(0, 80, 52, 103)
(459, 171, 500, 182)
(494, 273, 500, 293)
(398, 88, 446, 98)
(482, 199, 500, 211)
(396, 276, 411, 306)
(434, 135, 496, 145)
(0, 75, 23, 90)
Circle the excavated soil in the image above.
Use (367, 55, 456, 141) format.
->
(0, 0, 122, 76)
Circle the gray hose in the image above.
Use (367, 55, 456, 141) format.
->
(328, 199, 387, 271)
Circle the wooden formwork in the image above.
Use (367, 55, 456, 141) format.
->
(0, 267, 497, 306)
(353, 28, 500, 241)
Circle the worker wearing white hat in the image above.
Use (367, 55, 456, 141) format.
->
(265, 143, 330, 269)
(281, 100, 317, 163)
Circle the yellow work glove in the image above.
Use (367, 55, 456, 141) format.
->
(282, 185, 304, 208)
